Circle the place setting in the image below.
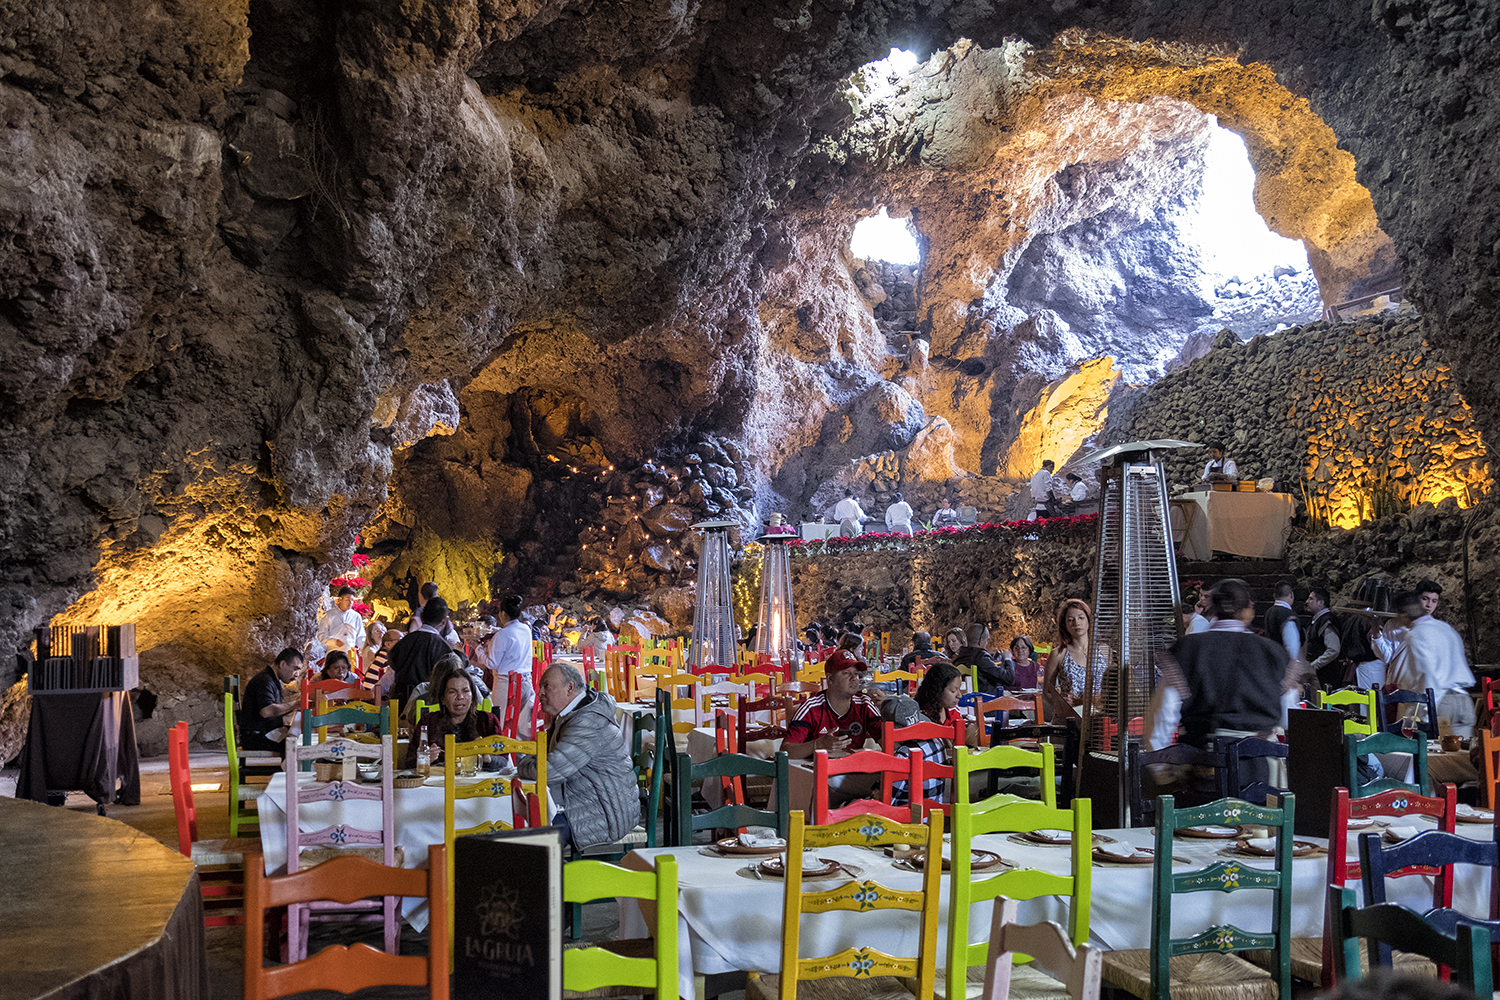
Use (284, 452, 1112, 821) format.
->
(882, 843, 1009, 873)
(1007, 827, 1116, 848)
(735, 852, 867, 882)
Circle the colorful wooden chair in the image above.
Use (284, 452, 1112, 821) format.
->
(284, 734, 397, 959)
(946, 787, 1092, 1000)
(982, 899, 1103, 1000)
(745, 810, 944, 1000)
(975, 694, 1040, 743)
(243, 845, 448, 1000)
(812, 749, 921, 824)
(1347, 729, 1429, 796)
(1222, 736, 1290, 805)
(1319, 687, 1380, 735)
(1100, 795, 1294, 1000)
(955, 742, 1057, 808)
(1482, 728, 1500, 809)
(674, 751, 790, 845)
(1126, 741, 1230, 828)
(168, 721, 254, 926)
(562, 856, 679, 997)
(1378, 687, 1440, 737)
(224, 690, 274, 837)
(1330, 885, 1492, 997)
(1356, 823, 1500, 962)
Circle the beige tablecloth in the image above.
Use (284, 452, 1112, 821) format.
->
(1178, 491, 1296, 559)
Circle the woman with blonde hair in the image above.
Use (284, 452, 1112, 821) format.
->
(1044, 598, 1104, 719)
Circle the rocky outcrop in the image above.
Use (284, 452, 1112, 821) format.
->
(6, 0, 1500, 733)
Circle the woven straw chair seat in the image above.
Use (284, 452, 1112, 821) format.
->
(930, 963, 1072, 1000)
(1101, 950, 1276, 1000)
(298, 845, 405, 868)
(745, 973, 923, 1000)
(190, 837, 260, 866)
(1241, 937, 1436, 984)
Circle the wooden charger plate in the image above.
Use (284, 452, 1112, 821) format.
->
(1018, 830, 1115, 846)
(1092, 845, 1156, 865)
(889, 848, 1007, 872)
(714, 837, 786, 856)
(756, 856, 844, 879)
(1232, 839, 1321, 858)
(1176, 825, 1242, 840)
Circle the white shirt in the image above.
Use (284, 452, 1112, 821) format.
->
(491, 619, 534, 676)
(1070, 480, 1086, 502)
(834, 497, 865, 522)
(933, 506, 958, 527)
(1388, 614, 1474, 698)
(885, 501, 913, 529)
(316, 606, 364, 653)
(408, 612, 461, 648)
(1185, 613, 1210, 635)
(1273, 600, 1301, 661)
(1029, 468, 1054, 503)
(1204, 456, 1238, 479)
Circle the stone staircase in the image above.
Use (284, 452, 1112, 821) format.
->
(1176, 557, 1291, 612)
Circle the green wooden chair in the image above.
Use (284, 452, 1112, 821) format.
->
(954, 741, 1057, 807)
(945, 769, 1091, 1000)
(1346, 729, 1428, 796)
(1318, 687, 1379, 736)
(1101, 795, 1294, 1000)
(562, 855, 679, 998)
(674, 751, 790, 846)
(1330, 884, 1492, 995)
(224, 690, 275, 837)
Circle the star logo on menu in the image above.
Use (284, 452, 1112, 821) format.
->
(476, 882, 525, 939)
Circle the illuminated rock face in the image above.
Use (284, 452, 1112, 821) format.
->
(4, 0, 1499, 711)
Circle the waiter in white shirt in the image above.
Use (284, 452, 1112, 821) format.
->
(1028, 460, 1055, 519)
(315, 586, 364, 661)
(480, 595, 537, 736)
(1203, 441, 1238, 480)
(834, 492, 868, 538)
(884, 492, 913, 535)
(1386, 586, 1476, 736)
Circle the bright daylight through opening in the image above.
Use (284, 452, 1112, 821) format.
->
(850, 207, 921, 265)
(1185, 122, 1309, 280)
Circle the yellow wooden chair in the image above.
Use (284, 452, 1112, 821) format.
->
(872, 667, 923, 695)
(746, 809, 944, 1000)
(442, 732, 546, 962)
(946, 781, 1092, 999)
(1318, 688, 1379, 735)
(655, 672, 700, 734)
(956, 742, 1057, 808)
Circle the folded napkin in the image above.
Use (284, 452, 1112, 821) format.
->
(1246, 837, 1277, 853)
(1456, 804, 1493, 819)
(1190, 825, 1238, 836)
(1346, 817, 1376, 829)
(1384, 825, 1419, 842)
(1098, 841, 1148, 860)
(741, 832, 786, 849)
(1036, 829, 1071, 842)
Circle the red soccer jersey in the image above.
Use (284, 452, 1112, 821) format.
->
(786, 693, 882, 746)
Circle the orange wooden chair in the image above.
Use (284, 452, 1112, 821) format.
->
(244, 845, 449, 1000)
(975, 694, 1039, 746)
(812, 748, 922, 824)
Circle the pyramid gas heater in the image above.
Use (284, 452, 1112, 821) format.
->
(1073, 439, 1197, 826)
(687, 519, 740, 671)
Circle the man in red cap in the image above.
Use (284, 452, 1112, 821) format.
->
(784, 633, 880, 760)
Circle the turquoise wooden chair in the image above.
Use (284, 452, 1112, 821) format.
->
(1347, 729, 1428, 796)
(674, 751, 790, 845)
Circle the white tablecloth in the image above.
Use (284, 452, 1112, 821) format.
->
(621, 818, 1494, 1000)
(801, 522, 840, 542)
(1177, 491, 1296, 559)
(257, 770, 554, 930)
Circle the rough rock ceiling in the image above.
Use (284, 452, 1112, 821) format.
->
(3, 0, 1496, 686)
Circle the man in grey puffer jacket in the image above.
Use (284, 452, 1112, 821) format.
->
(519, 662, 639, 851)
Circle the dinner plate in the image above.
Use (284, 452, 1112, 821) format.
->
(1233, 839, 1321, 858)
(890, 849, 1007, 872)
(1019, 829, 1115, 846)
(1456, 810, 1494, 825)
(1346, 817, 1378, 830)
(756, 856, 845, 879)
(1176, 825, 1241, 839)
(1092, 845, 1155, 865)
(714, 837, 786, 856)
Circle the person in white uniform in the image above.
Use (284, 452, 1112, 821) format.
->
(834, 492, 867, 538)
(314, 586, 364, 662)
(1203, 441, 1238, 480)
(1386, 586, 1476, 736)
(486, 594, 537, 736)
(1028, 460, 1056, 520)
(884, 492, 913, 535)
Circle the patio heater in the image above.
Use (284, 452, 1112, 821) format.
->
(1073, 439, 1197, 827)
(754, 514, 799, 669)
(687, 519, 739, 671)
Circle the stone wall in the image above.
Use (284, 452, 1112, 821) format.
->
(1101, 316, 1491, 522)
(789, 519, 1098, 648)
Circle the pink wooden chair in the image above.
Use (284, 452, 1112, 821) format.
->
(812, 749, 921, 825)
(285, 734, 398, 959)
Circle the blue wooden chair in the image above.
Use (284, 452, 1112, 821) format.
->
(1357, 825, 1500, 967)
(1378, 687, 1440, 738)
(1331, 883, 1493, 995)
(1222, 736, 1289, 805)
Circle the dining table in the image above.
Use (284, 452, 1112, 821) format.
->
(256, 768, 555, 931)
(619, 812, 1498, 1000)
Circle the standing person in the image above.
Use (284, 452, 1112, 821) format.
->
(518, 663, 639, 852)
(406, 582, 462, 648)
(1029, 460, 1056, 520)
(1386, 589, 1476, 736)
(1265, 582, 1303, 661)
(1202, 441, 1238, 480)
(834, 491, 867, 538)
(933, 496, 960, 528)
(1003, 636, 1040, 689)
(1304, 586, 1344, 689)
(951, 623, 1013, 696)
(478, 595, 536, 734)
(1066, 473, 1087, 503)
(1045, 599, 1103, 720)
(242, 648, 304, 755)
(389, 598, 455, 705)
(315, 585, 364, 659)
(1145, 580, 1297, 796)
(885, 492, 914, 535)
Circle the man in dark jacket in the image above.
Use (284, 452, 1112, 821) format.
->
(388, 597, 454, 705)
(520, 662, 639, 852)
(951, 623, 1014, 695)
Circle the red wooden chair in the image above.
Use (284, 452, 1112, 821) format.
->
(1097, 716, 1144, 753)
(881, 718, 966, 818)
(812, 748, 921, 824)
(1305, 783, 1459, 987)
(738, 694, 793, 753)
(715, 710, 746, 809)
(244, 845, 449, 1000)
(168, 721, 255, 926)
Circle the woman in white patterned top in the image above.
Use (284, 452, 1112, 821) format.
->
(1045, 598, 1104, 720)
